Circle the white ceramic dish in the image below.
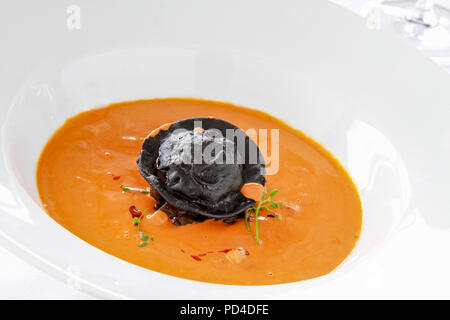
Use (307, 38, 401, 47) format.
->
(0, 0, 450, 299)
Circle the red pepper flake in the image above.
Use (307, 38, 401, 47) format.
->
(113, 176, 121, 180)
(188, 248, 249, 261)
(180, 249, 185, 253)
(129, 205, 142, 218)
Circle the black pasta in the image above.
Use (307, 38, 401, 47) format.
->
(137, 117, 266, 225)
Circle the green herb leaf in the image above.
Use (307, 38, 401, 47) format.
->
(269, 200, 278, 208)
(138, 242, 148, 247)
(270, 189, 279, 197)
(139, 190, 150, 194)
(140, 232, 148, 241)
(133, 217, 140, 225)
(261, 192, 266, 201)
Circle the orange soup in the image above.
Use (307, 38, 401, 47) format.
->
(37, 98, 362, 285)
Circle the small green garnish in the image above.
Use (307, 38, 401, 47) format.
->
(270, 189, 279, 197)
(244, 207, 252, 232)
(132, 208, 153, 247)
(140, 232, 148, 241)
(269, 200, 277, 208)
(245, 188, 281, 246)
(120, 185, 150, 195)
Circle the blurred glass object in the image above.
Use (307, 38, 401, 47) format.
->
(364, 1, 450, 69)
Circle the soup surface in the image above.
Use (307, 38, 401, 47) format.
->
(37, 98, 362, 285)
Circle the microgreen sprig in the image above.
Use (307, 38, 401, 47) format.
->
(132, 208, 154, 247)
(120, 185, 150, 194)
(245, 188, 282, 246)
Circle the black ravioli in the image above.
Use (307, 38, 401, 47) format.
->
(137, 117, 266, 225)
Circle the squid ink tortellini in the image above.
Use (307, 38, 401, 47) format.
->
(137, 117, 266, 226)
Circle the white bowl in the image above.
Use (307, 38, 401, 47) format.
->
(1, 0, 450, 299)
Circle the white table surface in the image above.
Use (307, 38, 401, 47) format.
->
(1, 0, 449, 300)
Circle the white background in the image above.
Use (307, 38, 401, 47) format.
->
(0, 0, 449, 300)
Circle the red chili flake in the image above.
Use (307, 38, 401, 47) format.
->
(180, 249, 185, 253)
(188, 248, 248, 261)
(113, 176, 121, 180)
(129, 205, 142, 218)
